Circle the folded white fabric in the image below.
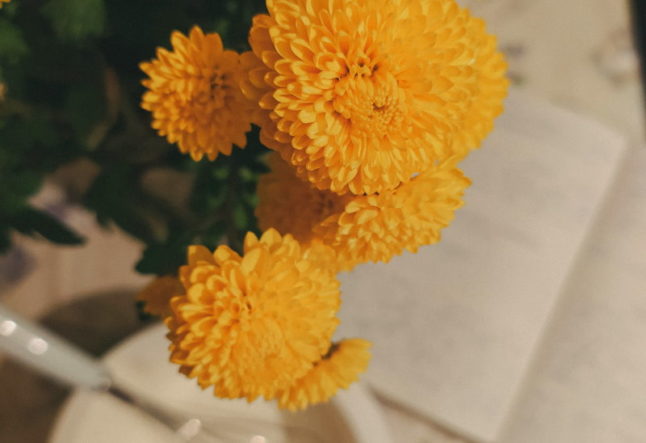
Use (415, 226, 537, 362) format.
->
(338, 90, 627, 442)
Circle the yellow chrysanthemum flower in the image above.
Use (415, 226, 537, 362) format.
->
(316, 165, 470, 269)
(136, 275, 183, 319)
(256, 154, 470, 270)
(278, 339, 371, 411)
(166, 229, 341, 401)
(241, 0, 507, 195)
(256, 153, 352, 242)
(141, 26, 252, 161)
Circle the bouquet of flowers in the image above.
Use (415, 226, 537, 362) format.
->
(0, 0, 507, 412)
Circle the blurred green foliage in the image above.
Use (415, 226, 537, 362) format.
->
(0, 0, 268, 275)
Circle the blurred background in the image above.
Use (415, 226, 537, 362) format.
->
(1, 0, 645, 442)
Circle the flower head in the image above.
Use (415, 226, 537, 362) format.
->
(241, 0, 507, 195)
(256, 154, 470, 270)
(256, 153, 351, 242)
(166, 229, 340, 401)
(278, 339, 372, 411)
(0, 0, 10, 8)
(141, 26, 252, 161)
(316, 163, 470, 269)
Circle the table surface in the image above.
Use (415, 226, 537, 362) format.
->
(0, 1, 642, 442)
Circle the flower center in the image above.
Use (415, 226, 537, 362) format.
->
(333, 66, 405, 138)
(206, 71, 227, 108)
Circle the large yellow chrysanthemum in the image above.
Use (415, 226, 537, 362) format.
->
(141, 26, 252, 161)
(166, 229, 341, 401)
(241, 0, 507, 195)
(256, 154, 470, 270)
(278, 339, 371, 411)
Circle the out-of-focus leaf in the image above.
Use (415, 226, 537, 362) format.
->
(212, 165, 229, 181)
(83, 167, 156, 243)
(246, 158, 270, 174)
(10, 207, 84, 245)
(65, 81, 106, 147)
(0, 112, 80, 175)
(239, 166, 256, 183)
(233, 202, 248, 231)
(0, 18, 28, 63)
(211, 17, 230, 38)
(199, 221, 226, 250)
(189, 163, 228, 216)
(41, 0, 106, 42)
(26, 114, 59, 147)
(0, 227, 10, 253)
(243, 191, 259, 208)
(1, 115, 50, 154)
(135, 234, 191, 275)
(0, 171, 41, 215)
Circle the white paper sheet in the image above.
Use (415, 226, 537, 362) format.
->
(499, 147, 646, 443)
(336, 90, 627, 441)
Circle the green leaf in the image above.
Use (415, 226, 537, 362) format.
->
(10, 207, 84, 246)
(135, 236, 190, 276)
(211, 17, 231, 38)
(83, 167, 157, 244)
(26, 115, 59, 147)
(0, 18, 28, 63)
(41, 0, 106, 42)
(0, 112, 76, 179)
(213, 166, 229, 181)
(246, 158, 270, 174)
(0, 227, 10, 253)
(244, 191, 259, 208)
(64, 81, 106, 147)
(233, 203, 248, 230)
(3, 114, 60, 152)
(189, 164, 227, 216)
(200, 222, 226, 249)
(0, 171, 42, 215)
